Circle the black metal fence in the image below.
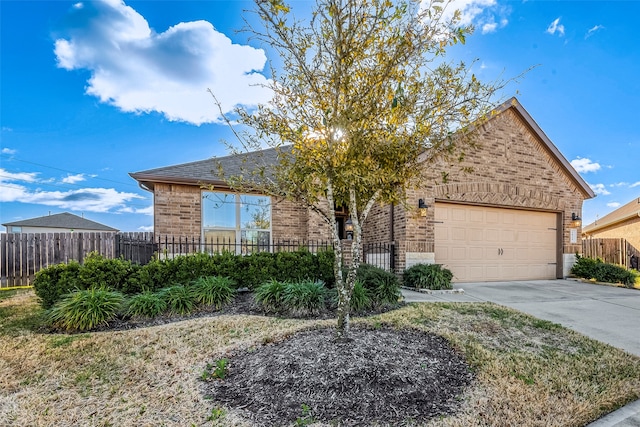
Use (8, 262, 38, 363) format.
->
(363, 242, 396, 272)
(116, 235, 397, 273)
(1, 232, 398, 287)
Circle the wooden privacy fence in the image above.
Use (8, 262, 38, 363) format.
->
(0, 232, 152, 288)
(582, 237, 639, 267)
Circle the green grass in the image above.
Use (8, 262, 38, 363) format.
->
(1, 290, 639, 426)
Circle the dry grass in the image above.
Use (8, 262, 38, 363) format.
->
(1, 290, 639, 427)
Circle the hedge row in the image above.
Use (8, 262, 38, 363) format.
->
(571, 255, 637, 288)
(34, 250, 334, 309)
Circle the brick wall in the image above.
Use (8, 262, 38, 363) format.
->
(154, 183, 201, 237)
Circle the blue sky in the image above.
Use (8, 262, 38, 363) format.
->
(1, 0, 639, 232)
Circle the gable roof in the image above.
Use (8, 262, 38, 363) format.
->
(130, 97, 595, 199)
(583, 196, 640, 233)
(130, 146, 287, 191)
(492, 98, 595, 199)
(2, 212, 119, 232)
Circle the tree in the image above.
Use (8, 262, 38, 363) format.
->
(212, 0, 507, 340)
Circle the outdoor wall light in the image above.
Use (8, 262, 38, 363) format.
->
(571, 213, 582, 227)
(345, 218, 354, 240)
(418, 199, 428, 217)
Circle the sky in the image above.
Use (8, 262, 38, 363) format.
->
(1, 0, 639, 232)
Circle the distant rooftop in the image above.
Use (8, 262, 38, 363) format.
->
(2, 212, 118, 232)
(583, 196, 640, 233)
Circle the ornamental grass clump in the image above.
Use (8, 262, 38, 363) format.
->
(191, 276, 236, 309)
(125, 291, 167, 319)
(160, 285, 196, 315)
(349, 281, 372, 312)
(48, 287, 125, 331)
(283, 280, 327, 314)
(254, 279, 288, 313)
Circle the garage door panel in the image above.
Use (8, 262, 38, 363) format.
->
(435, 203, 558, 282)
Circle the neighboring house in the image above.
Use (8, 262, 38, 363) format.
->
(583, 197, 640, 253)
(130, 98, 595, 282)
(2, 212, 119, 234)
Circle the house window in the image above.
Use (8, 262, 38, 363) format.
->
(11, 226, 22, 233)
(202, 191, 271, 253)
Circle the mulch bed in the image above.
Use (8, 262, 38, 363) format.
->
(203, 325, 474, 426)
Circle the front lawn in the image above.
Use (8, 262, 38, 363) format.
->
(1, 289, 639, 426)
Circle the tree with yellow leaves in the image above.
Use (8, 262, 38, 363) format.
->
(213, 0, 507, 340)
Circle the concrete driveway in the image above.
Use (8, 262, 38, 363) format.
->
(401, 279, 640, 356)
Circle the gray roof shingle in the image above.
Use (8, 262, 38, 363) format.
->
(2, 212, 119, 231)
(130, 146, 288, 190)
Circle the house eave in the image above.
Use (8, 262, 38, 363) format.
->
(128, 173, 229, 191)
(583, 212, 640, 234)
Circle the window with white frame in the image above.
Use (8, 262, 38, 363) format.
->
(202, 191, 271, 253)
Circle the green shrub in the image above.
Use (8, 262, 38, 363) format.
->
(33, 261, 82, 309)
(571, 254, 599, 279)
(48, 288, 125, 331)
(349, 280, 371, 312)
(160, 285, 196, 315)
(572, 255, 637, 287)
(125, 291, 167, 318)
(283, 280, 327, 314)
(191, 276, 236, 309)
(356, 264, 400, 305)
(403, 263, 453, 290)
(316, 249, 336, 287)
(254, 279, 288, 313)
(78, 252, 135, 291)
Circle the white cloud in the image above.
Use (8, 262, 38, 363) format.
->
(61, 173, 86, 184)
(610, 182, 629, 187)
(585, 24, 604, 39)
(589, 183, 610, 196)
(0, 168, 39, 184)
(570, 157, 600, 173)
(607, 202, 621, 208)
(481, 21, 497, 34)
(421, 0, 508, 36)
(138, 225, 154, 232)
(546, 17, 565, 36)
(1, 148, 17, 154)
(54, 0, 273, 125)
(0, 168, 145, 213)
(630, 181, 640, 188)
(118, 205, 153, 215)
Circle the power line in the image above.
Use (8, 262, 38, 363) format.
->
(0, 153, 140, 188)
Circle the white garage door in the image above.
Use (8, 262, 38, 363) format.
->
(434, 203, 558, 282)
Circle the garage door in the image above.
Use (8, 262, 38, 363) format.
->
(434, 203, 558, 282)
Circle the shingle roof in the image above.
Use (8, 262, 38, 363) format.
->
(583, 196, 640, 233)
(129, 98, 594, 199)
(129, 146, 288, 191)
(2, 212, 119, 232)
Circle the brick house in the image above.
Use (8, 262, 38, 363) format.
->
(130, 98, 594, 282)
